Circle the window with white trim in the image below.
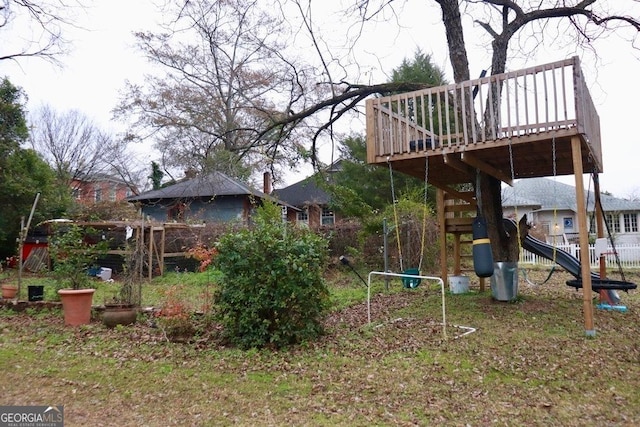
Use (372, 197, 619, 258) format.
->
(297, 208, 309, 225)
(321, 207, 335, 225)
(605, 214, 621, 233)
(94, 188, 102, 202)
(623, 213, 638, 232)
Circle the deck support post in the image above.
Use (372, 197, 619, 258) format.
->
(571, 136, 595, 336)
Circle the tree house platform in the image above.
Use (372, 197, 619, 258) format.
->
(365, 56, 602, 191)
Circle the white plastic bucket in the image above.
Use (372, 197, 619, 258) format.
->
(98, 267, 112, 281)
(449, 275, 470, 294)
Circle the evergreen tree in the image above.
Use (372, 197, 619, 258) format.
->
(0, 78, 62, 259)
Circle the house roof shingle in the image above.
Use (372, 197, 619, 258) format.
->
(128, 171, 285, 205)
(502, 177, 640, 212)
(272, 177, 331, 207)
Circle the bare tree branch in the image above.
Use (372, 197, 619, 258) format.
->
(0, 0, 86, 65)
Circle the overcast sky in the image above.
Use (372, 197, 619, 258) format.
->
(3, 1, 640, 197)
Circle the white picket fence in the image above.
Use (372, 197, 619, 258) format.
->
(521, 244, 640, 269)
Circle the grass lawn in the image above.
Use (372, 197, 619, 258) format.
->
(1, 268, 639, 426)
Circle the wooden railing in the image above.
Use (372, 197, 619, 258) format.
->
(366, 56, 601, 163)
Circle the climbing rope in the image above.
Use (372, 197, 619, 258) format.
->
(388, 153, 430, 276)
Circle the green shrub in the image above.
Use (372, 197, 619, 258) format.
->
(214, 202, 329, 349)
(48, 223, 109, 290)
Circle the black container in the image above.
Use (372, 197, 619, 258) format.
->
(28, 285, 44, 302)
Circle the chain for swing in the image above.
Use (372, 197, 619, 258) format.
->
(388, 157, 404, 272)
(418, 152, 429, 272)
(387, 154, 430, 274)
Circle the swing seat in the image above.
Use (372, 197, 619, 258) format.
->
(565, 279, 637, 291)
(402, 268, 421, 289)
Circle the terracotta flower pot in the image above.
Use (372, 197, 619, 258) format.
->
(58, 289, 95, 326)
(1, 284, 18, 299)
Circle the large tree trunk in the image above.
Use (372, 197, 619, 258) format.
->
(438, 0, 519, 262)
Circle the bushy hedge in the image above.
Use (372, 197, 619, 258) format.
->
(213, 202, 329, 349)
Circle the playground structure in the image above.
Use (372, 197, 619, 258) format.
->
(365, 56, 631, 335)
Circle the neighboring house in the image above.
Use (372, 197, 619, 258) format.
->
(502, 177, 640, 245)
(273, 162, 344, 227)
(127, 171, 295, 223)
(72, 173, 136, 204)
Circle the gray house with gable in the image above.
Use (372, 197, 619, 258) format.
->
(128, 171, 296, 223)
(502, 177, 640, 245)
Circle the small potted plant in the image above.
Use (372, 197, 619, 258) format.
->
(0, 263, 18, 299)
(1, 283, 18, 299)
(49, 222, 108, 326)
(101, 270, 139, 328)
(102, 232, 143, 328)
(102, 284, 138, 328)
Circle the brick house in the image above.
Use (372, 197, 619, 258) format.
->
(72, 173, 136, 205)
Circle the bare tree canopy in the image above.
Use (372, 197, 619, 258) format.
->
(29, 104, 117, 188)
(114, 0, 325, 181)
(0, 0, 86, 64)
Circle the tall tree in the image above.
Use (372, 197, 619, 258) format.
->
(28, 104, 119, 201)
(114, 0, 321, 181)
(0, 77, 60, 259)
(148, 161, 164, 190)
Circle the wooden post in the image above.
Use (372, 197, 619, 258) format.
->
(365, 99, 377, 164)
(453, 233, 461, 275)
(160, 227, 166, 276)
(571, 136, 595, 336)
(148, 226, 154, 281)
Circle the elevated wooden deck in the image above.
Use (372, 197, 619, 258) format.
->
(365, 57, 602, 190)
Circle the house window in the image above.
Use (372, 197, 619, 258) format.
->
(605, 214, 621, 233)
(94, 188, 102, 202)
(297, 208, 309, 225)
(321, 207, 335, 225)
(563, 217, 574, 230)
(72, 188, 80, 200)
(109, 186, 117, 202)
(623, 213, 638, 233)
(168, 203, 185, 221)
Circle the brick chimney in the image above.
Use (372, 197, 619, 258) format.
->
(263, 172, 272, 194)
